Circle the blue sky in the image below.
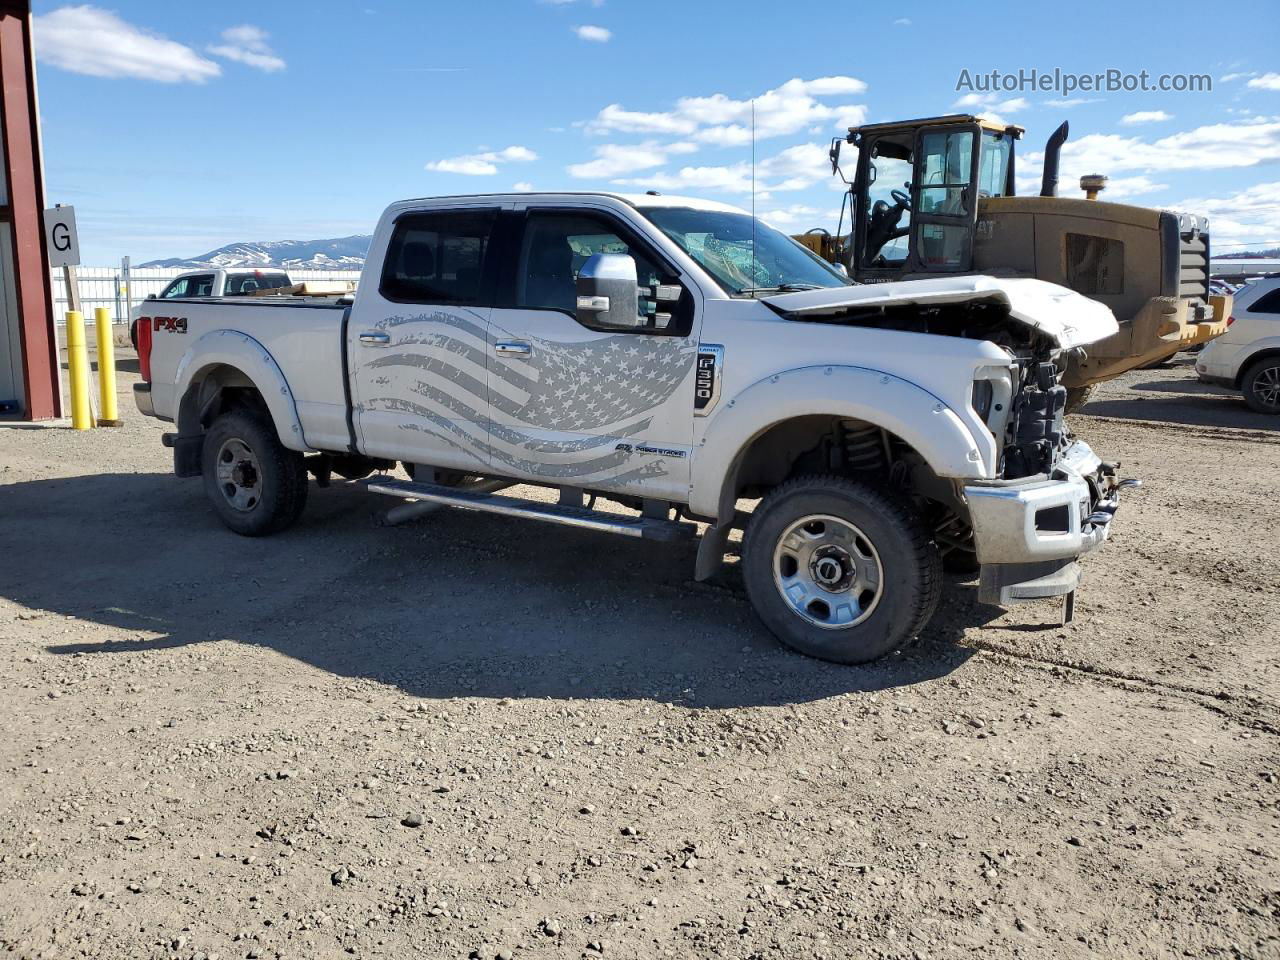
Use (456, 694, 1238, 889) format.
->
(30, 0, 1280, 264)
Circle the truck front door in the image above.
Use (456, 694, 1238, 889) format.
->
(348, 206, 503, 472)
(483, 205, 699, 501)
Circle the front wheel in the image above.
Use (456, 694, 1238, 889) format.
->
(201, 408, 309, 536)
(1241, 356, 1280, 414)
(741, 475, 942, 664)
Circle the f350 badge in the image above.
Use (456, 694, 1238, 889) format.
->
(694, 344, 724, 417)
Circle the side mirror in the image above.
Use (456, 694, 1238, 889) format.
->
(576, 253, 643, 329)
(828, 138, 842, 173)
(834, 262, 849, 278)
(146, 293, 157, 300)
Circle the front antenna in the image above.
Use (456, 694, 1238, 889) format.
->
(751, 99, 758, 294)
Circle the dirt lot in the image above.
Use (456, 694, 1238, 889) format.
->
(1, 357, 1277, 960)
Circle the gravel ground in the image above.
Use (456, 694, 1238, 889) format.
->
(1, 356, 1277, 960)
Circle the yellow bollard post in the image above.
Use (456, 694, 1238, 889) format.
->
(65, 311, 93, 430)
(94, 307, 121, 425)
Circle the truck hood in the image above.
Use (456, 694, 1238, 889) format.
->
(762, 275, 1118, 350)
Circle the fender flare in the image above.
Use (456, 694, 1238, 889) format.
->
(690, 364, 987, 521)
(173, 329, 310, 452)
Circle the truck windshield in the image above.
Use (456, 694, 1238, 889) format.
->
(642, 207, 851, 296)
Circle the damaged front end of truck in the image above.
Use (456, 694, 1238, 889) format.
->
(762, 275, 1139, 618)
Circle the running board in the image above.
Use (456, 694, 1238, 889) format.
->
(366, 477, 695, 542)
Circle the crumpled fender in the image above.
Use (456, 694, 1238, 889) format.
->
(173, 329, 310, 452)
(689, 364, 989, 521)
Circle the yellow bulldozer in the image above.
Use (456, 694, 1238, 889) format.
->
(796, 114, 1230, 411)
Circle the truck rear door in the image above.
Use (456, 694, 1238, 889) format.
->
(348, 206, 503, 472)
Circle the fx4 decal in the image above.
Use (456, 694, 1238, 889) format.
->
(149, 316, 188, 334)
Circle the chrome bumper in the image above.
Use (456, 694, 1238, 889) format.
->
(963, 440, 1136, 606)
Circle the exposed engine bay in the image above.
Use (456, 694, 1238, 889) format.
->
(769, 294, 1075, 480)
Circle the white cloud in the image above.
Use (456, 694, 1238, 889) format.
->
(426, 145, 537, 175)
(208, 25, 285, 73)
(758, 204, 822, 229)
(609, 142, 833, 196)
(1023, 119, 1280, 186)
(585, 77, 868, 146)
(567, 141, 696, 178)
(1173, 181, 1280, 248)
(1248, 73, 1280, 91)
(892, 17, 911, 26)
(512, 181, 534, 192)
(33, 5, 220, 84)
(1015, 171, 1169, 200)
(1120, 110, 1172, 126)
(1220, 71, 1257, 83)
(1043, 97, 1103, 108)
(952, 93, 1028, 127)
(573, 24, 611, 42)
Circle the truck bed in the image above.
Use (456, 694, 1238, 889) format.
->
(138, 295, 352, 452)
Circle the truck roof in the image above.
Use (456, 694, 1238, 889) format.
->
(392, 191, 750, 216)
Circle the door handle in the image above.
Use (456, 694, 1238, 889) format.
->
(494, 341, 531, 356)
(359, 331, 390, 346)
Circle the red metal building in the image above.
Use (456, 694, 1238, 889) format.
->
(0, 0, 60, 420)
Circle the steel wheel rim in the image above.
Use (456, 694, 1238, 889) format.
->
(1252, 365, 1280, 408)
(772, 514, 884, 629)
(215, 437, 263, 513)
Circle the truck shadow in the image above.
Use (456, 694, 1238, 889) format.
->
(2, 473, 991, 709)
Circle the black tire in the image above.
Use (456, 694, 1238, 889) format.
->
(1241, 356, 1280, 415)
(741, 475, 942, 664)
(1064, 384, 1097, 415)
(201, 408, 308, 536)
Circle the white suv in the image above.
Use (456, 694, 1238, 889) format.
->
(1196, 275, 1280, 414)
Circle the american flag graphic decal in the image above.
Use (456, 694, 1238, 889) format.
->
(358, 309, 697, 488)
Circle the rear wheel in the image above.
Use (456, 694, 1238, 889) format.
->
(1241, 357, 1280, 414)
(201, 408, 309, 535)
(741, 475, 941, 664)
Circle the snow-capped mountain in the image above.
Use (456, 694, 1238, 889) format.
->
(142, 236, 371, 270)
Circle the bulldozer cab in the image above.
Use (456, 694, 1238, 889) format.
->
(842, 114, 1022, 281)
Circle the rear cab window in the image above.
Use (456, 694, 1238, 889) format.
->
(380, 210, 498, 305)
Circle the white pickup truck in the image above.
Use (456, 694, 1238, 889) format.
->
(130, 268, 294, 349)
(133, 192, 1135, 663)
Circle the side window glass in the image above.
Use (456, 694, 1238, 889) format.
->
(380, 210, 498, 305)
(160, 278, 188, 299)
(517, 212, 661, 317)
(191, 275, 215, 297)
(1250, 290, 1280, 314)
(917, 129, 974, 216)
